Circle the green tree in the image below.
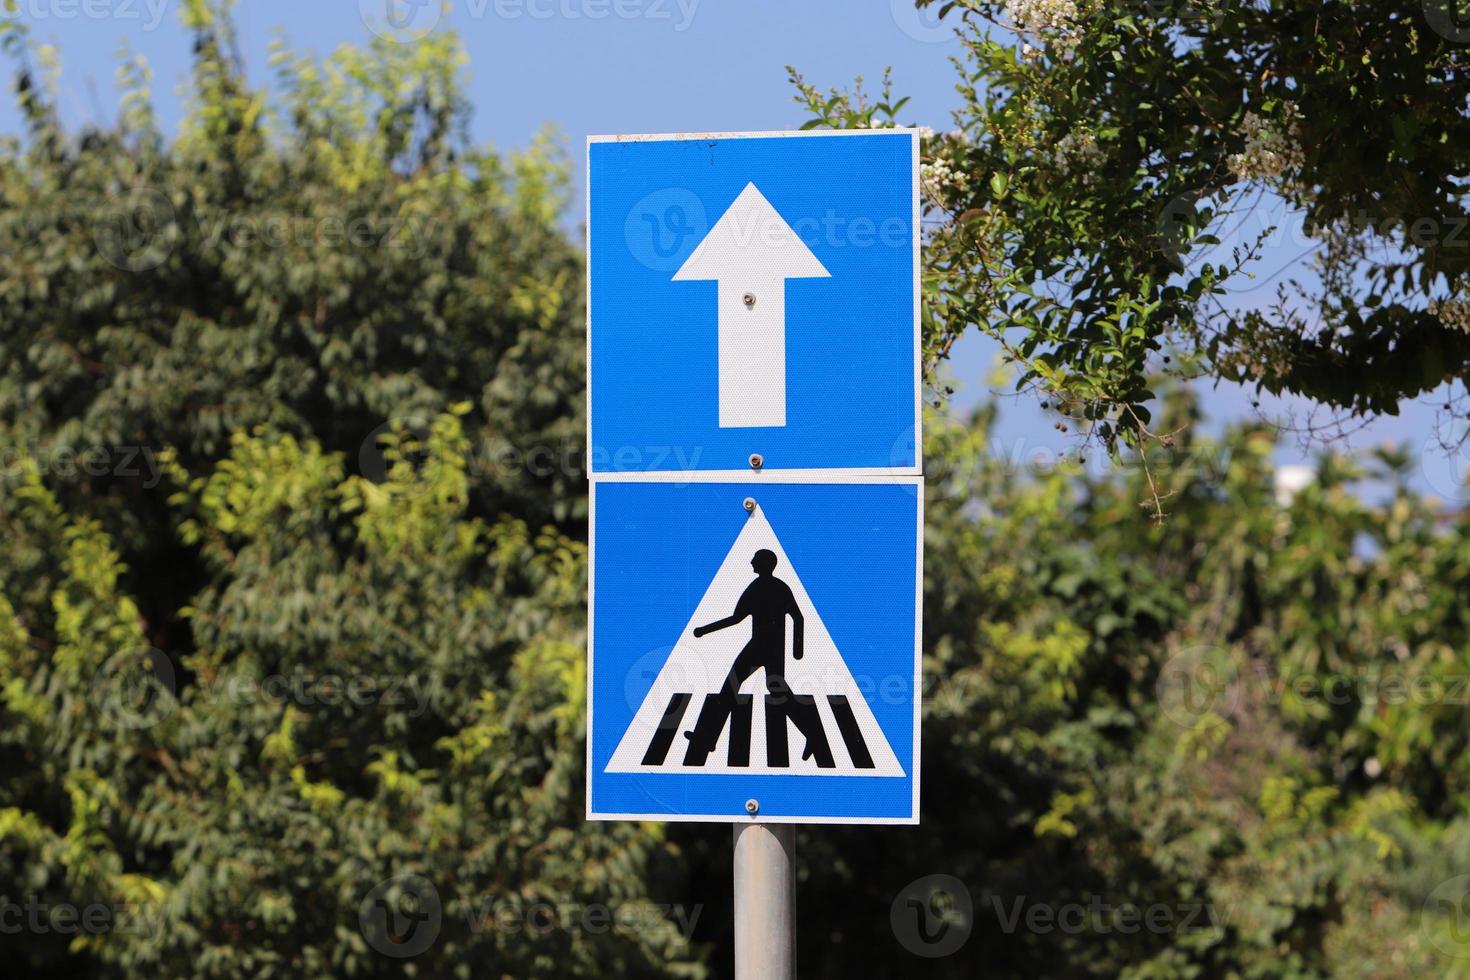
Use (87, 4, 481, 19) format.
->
(0, 2, 698, 975)
(777, 395, 1470, 978)
(797, 0, 1470, 451)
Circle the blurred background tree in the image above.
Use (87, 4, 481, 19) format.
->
(1, 1, 689, 976)
(2, 1, 1470, 978)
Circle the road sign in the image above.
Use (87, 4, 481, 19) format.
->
(587, 129, 919, 476)
(586, 480, 921, 824)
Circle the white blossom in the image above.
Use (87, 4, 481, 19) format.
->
(1006, 0, 1087, 53)
(1430, 297, 1470, 333)
(1226, 107, 1304, 182)
(920, 156, 971, 204)
(1051, 131, 1104, 186)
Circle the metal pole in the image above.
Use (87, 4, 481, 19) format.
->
(733, 822, 796, 980)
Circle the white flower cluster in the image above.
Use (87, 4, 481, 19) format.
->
(921, 157, 971, 199)
(1006, 0, 1085, 55)
(1051, 131, 1104, 186)
(920, 128, 975, 205)
(1430, 298, 1470, 333)
(1226, 107, 1304, 182)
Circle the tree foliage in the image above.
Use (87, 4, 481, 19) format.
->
(0, 4, 695, 976)
(796, 0, 1470, 450)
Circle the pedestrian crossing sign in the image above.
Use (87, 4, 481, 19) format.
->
(587, 480, 921, 824)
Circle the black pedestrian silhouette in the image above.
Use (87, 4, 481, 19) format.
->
(683, 549, 834, 767)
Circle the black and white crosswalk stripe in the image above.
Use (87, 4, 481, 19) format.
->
(637, 691, 877, 770)
(639, 692, 693, 767)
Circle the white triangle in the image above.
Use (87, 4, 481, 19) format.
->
(607, 507, 904, 777)
(672, 182, 831, 282)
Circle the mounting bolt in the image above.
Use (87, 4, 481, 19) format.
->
(742, 292, 756, 309)
(749, 453, 764, 471)
(743, 497, 757, 513)
(745, 799, 759, 815)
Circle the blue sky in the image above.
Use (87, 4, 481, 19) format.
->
(1, 0, 1464, 502)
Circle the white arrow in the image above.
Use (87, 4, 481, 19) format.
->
(674, 182, 830, 428)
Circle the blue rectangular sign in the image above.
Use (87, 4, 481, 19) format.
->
(587, 130, 919, 476)
(586, 479, 921, 824)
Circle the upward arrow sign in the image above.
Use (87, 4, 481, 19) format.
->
(674, 182, 830, 429)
